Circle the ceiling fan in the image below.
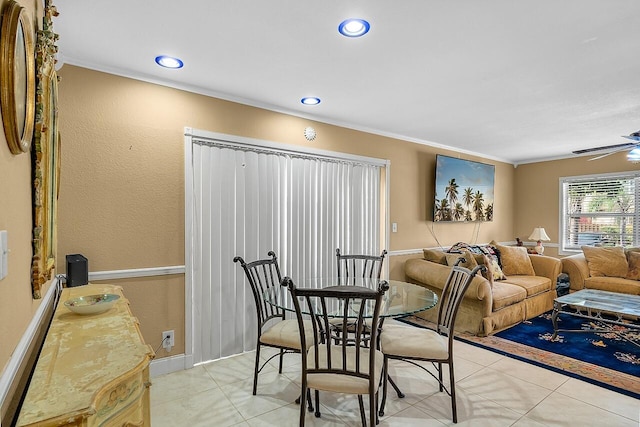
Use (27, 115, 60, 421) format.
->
(572, 131, 640, 161)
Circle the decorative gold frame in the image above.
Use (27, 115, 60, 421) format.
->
(0, 0, 35, 154)
(31, 1, 59, 298)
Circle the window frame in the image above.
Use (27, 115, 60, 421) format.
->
(559, 170, 640, 255)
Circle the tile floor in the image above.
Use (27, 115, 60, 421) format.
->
(150, 340, 639, 426)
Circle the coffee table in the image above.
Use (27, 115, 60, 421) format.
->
(551, 288, 640, 339)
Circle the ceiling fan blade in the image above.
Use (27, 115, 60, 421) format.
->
(622, 130, 640, 142)
(588, 151, 618, 161)
(587, 143, 639, 161)
(573, 142, 637, 155)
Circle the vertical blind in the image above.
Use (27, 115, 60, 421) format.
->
(190, 135, 384, 364)
(561, 172, 639, 251)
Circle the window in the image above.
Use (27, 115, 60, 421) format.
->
(560, 172, 640, 253)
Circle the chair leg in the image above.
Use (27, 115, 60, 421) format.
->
(373, 391, 379, 426)
(252, 343, 261, 395)
(314, 389, 321, 418)
(358, 395, 366, 427)
(278, 349, 284, 374)
(388, 376, 405, 398)
(299, 383, 307, 427)
(449, 362, 458, 423)
(379, 356, 389, 417)
(307, 388, 314, 412)
(438, 362, 444, 392)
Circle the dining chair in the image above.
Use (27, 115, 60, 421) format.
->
(282, 276, 389, 427)
(336, 248, 387, 285)
(233, 251, 313, 398)
(378, 260, 486, 423)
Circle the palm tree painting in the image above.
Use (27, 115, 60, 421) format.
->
(433, 155, 495, 222)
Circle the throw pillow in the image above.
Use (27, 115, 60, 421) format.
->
(480, 254, 494, 287)
(626, 250, 640, 280)
(423, 248, 447, 265)
(491, 242, 535, 276)
(581, 246, 628, 278)
(446, 242, 506, 281)
(445, 250, 478, 270)
(478, 244, 506, 281)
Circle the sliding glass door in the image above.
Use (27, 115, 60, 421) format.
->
(186, 129, 388, 364)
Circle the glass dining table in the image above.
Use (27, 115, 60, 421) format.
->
(264, 277, 438, 320)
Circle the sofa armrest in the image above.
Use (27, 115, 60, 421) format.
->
(561, 253, 589, 292)
(529, 254, 561, 284)
(404, 258, 491, 301)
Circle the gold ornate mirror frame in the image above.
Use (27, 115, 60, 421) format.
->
(0, 0, 36, 154)
(31, 1, 59, 298)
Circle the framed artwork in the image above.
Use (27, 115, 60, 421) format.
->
(433, 154, 495, 222)
(0, 0, 35, 154)
(31, 1, 59, 298)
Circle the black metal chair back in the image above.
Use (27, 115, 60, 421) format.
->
(234, 251, 284, 329)
(336, 248, 387, 284)
(438, 263, 484, 341)
(282, 277, 389, 427)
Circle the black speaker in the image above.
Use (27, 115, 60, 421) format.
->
(66, 254, 88, 287)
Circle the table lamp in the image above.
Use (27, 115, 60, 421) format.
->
(528, 227, 550, 254)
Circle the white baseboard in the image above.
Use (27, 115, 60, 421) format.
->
(150, 353, 191, 378)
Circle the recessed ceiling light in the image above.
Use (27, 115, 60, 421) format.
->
(338, 19, 370, 37)
(155, 55, 184, 69)
(301, 97, 321, 105)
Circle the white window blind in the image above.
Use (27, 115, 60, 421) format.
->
(560, 172, 640, 252)
(188, 132, 386, 364)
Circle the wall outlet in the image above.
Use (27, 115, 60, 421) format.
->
(162, 330, 174, 352)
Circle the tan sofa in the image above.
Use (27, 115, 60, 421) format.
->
(405, 245, 561, 336)
(561, 248, 640, 295)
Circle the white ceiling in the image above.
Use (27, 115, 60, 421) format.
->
(53, 0, 640, 165)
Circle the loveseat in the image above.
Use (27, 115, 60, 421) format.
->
(404, 242, 562, 336)
(561, 246, 640, 295)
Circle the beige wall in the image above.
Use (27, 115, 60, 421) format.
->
(514, 153, 640, 258)
(0, 0, 54, 374)
(8, 58, 632, 369)
(55, 65, 518, 357)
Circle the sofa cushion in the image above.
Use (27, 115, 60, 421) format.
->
(582, 246, 628, 278)
(491, 282, 527, 311)
(492, 242, 535, 276)
(423, 248, 447, 265)
(502, 275, 552, 297)
(626, 250, 640, 280)
(584, 276, 640, 295)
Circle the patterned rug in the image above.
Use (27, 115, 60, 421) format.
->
(402, 312, 640, 399)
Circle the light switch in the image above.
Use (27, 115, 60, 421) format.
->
(392, 222, 398, 233)
(0, 230, 7, 280)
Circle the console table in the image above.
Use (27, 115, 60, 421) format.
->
(16, 284, 154, 426)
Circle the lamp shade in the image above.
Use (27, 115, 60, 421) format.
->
(528, 227, 550, 241)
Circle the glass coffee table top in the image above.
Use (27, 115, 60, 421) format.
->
(555, 289, 640, 317)
(551, 288, 640, 338)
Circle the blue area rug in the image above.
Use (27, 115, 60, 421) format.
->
(496, 311, 639, 375)
(404, 312, 640, 399)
